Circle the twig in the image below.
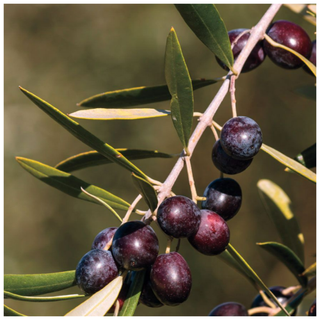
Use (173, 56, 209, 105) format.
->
(184, 156, 198, 203)
(122, 194, 143, 224)
(230, 75, 237, 117)
(113, 300, 120, 317)
(144, 4, 282, 221)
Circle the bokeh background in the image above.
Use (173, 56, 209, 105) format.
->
(4, 4, 316, 316)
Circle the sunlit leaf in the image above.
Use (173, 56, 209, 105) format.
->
(16, 157, 130, 211)
(257, 179, 305, 263)
(226, 243, 290, 316)
(64, 275, 123, 316)
(261, 143, 316, 183)
(4, 271, 76, 296)
(19, 87, 147, 179)
(132, 173, 158, 212)
(119, 270, 146, 316)
(264, 34, 316, 76)
(165, 27, 194, 152)
(292, 85, 316, 101)
(55, 149, 174, 173)
(77, 79, 217, 108)
(4, 290, 85, 302)
(175, 4, 234, 71)
(69, 108, 170, 120)
(4, 305, 26, 316)
(301, 262, 316, 277)
(257, 242, 307, 287)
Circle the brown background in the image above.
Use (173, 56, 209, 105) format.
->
(4, 4, 316, 316)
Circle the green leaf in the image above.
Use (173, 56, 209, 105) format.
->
(4, 290, 85, 302)
(261, 143, 316, 183)
(257, 242, 307, 287)
(119, 270, 146, 316)
(4, 271, 76, 296)
(19, 87, 147, 179)
(16, 157, 130, 212)
(4, 305, 26, 316)
(175, 4, 234, 71)
(55, 149, 174, 173)
(69, 108, 170, 120)
(218, 250, 256, 287)
(77, 79, 217, 108)
(226, 243, 290, 316)
(65, 275, 123, 316)
(294, 143, 316, 169)
(264, 34, 316, 76)
(301, 262, 316, 277)
(132, 173, 158, 212)
(257, 179, 305, 263)
(165, 27, 194, 152)
(292, 85, 316, 101)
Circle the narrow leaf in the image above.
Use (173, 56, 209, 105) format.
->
(16, 157, 130, 211)
(165, 28, 194, 151)
(77, 79, 217, 108)
(175, 4, 234, 71)
(257, 242, 307, 287)
(261, 143, 316, 183)
(227, 243, 290, 316)
(4, 305, 26, 316)
(55, 149, 174, 173)
(218, 250, 256, 287)
(4, 290, 85, 302)
(4, 271, 76, 296)
(69, 108, 170, 120)
(19, 87, 147, 179)
(294, 143, 316, 169)
(132, 173, 158, 212)
(119, 270, 146, 316)
(301, 262, 316, 277)
(264, 34, 316, 76)
(257, 179, 305, 262)
(65, 275, 123, 316)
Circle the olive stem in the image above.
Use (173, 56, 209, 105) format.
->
(282, 285, 301, 296)
(210, 124, 219, 141)
(122, 194, 143, 224)
(175, 238, 181, 252)
(248, 306, 274, 316)
(230, 75, 237, 117)
(259, 289, 277, 308)
(184, 156, 198, 203)
(165, 237, 173, 254)
(231, 29, 251, 50)
(144, 4, 282, 221)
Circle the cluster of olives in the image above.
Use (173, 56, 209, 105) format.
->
(217, 20, 316, 74)
(75, 191, 233, 311)
(209, 286, 316, 316)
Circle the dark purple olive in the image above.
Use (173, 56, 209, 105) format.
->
(75, 249, 119, 295)
(251, 286, 296, 316)
(216, 28, 266, 73)
(209, 302, 248, 316)
(220, 116, 263, 160)
(111, 221, 159, 271)
(150, 252, 192, 306)
(202, 178, 242, 221)
(212, 140, 253, 175)
(188, 210, 230, 255)
(264, 20, 312, 69)
(157, 195, 201, 238)
(91, 227, 117, 250)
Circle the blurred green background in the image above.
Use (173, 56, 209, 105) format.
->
(4, 4, 316, 316)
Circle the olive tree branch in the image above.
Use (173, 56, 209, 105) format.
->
(144, 4, 282, 221)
